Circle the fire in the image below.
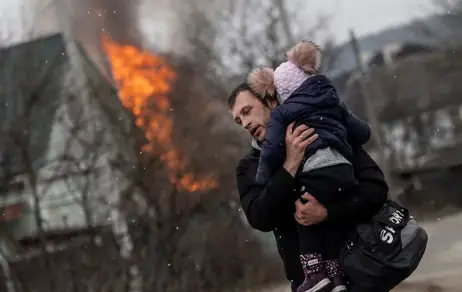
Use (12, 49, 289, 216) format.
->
(102, 36, 217, 192)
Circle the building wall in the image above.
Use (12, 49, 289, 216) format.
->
(0, 31, 138, 242)
(1, 104, 120, 239)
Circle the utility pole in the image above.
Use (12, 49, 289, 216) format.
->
(349, 29, 394, 193)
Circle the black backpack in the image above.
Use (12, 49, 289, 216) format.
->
(341, 200, 428, 292)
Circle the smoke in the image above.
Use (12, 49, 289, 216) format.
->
(65, 0, 143, 77)
(71, 0, 142, 46)
(68, 0, 219, 56)
(139, 0, 226, 55)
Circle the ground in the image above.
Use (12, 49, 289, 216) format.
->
(255, 212, 462, 292)
(393, 212, 462, 291)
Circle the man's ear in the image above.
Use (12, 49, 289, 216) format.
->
(269, 98, 279, 109)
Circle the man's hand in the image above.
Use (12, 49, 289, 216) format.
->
(283, 123, 318, 177)
(295, 193, 328, 226)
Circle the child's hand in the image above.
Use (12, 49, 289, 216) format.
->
(283, 122, 318, 177)
(295, 193, 328, 226)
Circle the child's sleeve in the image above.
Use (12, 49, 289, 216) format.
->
(255, 109, 287, 185)
(339, 101, 371, 146)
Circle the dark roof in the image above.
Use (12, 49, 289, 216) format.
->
(0, 34, 68, 181)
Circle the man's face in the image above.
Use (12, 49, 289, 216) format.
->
(230, 90, 276, 142)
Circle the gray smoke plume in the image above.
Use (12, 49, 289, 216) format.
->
(65, 0, 143, 77)
(72, 0, 142, 47)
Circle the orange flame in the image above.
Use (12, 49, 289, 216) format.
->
(102, 36, 217, 192)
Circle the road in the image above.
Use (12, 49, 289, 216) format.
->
(393, 212, 462, 291)
(255, 212, 462, 292)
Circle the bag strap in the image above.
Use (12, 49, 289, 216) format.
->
(372, 215, 407, 227)
(371, 200, 409, 227)
(385, 199, 404, 210)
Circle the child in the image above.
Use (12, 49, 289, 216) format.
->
(248, 41, 372, 292)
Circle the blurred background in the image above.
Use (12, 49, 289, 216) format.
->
(0, 0, 462, 291)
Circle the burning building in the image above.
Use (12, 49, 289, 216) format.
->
(0, 0, 226, 254)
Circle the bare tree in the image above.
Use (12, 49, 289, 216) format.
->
(100, 30, 284, 291)
(106, 111, 282, 292)
(0, 27, 68, 292)
(0, 39, 146, 292)
(175, 0, 335, 87)
(0, 4, 141, 291)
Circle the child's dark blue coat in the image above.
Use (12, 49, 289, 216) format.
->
(255, 75, 371, 185)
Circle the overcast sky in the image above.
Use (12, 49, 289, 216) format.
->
(306, 0, 434, 44)
(1, 0, 436, 46)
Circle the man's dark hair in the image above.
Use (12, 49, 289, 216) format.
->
(227, 82, 276, 110)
